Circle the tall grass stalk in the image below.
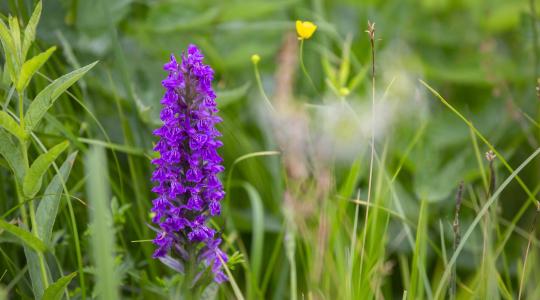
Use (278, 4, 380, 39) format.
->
(359, 20, 377, 286)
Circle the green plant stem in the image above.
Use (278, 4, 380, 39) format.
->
(252, 63, 275, 113)
(15, 90, 48, 288)
(18, 90, 50, 289)
(18, 92, 24, 130)
(299, 39, 319, 94)
(15, 183, 30, 233)
(183, 245, 197, 300)
(65, 193, 86, 299)
(29, 201, 49, 289)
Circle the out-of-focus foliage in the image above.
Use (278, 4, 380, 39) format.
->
(1, 0, 540, 299)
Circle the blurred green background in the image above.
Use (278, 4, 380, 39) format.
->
(1, 0, 540, 299)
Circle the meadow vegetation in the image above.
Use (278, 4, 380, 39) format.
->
(1, 0, 540, 299)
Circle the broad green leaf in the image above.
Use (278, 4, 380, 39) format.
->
(0, 219, 47, 252)
(22, 1, 42, 59)
(24, 246, 49, 299)
(0, 110, 27, 140)
(23, 141, 69, 198)
(42, 272, 77, 300)
(24, 61, 98, 132)
(36, 152, 77, 244)
(0, 128, 26, 182)
(16, 46, 56, 92)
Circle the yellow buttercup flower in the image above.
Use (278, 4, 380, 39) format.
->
(296, 20, 317, 40)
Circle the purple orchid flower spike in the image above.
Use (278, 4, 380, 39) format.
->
(151, 44, 228, 284)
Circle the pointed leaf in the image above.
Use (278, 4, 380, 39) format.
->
(23, 141, 69, 198)
(0, 219, 47, 252)
(22, 1, 42, 59)
(36, 152, 77, 244)
(8, 16, 21, 64)
(0, 20, 18, 82)
(16, 46, 56, 92)
(0, 128, 26, 182)
(24, 246, 48, 299)
(0, 110, 27, 140)
(42, 272, 77, 300)
(0, 20, 15, 57)
(24, 62, 98, 132)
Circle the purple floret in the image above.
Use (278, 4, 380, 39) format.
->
(151, 44, 228, 283)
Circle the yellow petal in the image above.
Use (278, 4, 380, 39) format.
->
(296, 20, 317, 40)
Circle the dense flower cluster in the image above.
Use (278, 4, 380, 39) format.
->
(151, 44, 227, 283)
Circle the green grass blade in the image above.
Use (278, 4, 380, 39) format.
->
(239, 182, 264, 290)
(36, 151, 77, 244)
(409, 199, 429, 300)
(420, 79, 539, 206)
(218, 253, 246, 300)
(42, 272, 77, 300)
(24, 62, 98, 132)
(85, 145, 119, 300)
(23, 140, 69, 198)
(433, 147, 540, 299)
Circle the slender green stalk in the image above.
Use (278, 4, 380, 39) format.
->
(420, 80, 539, 207)
(27, 199, 49, 289)
(450, 182, 464, 300)
(65, 191, 85, 299)
(359, 20, 376, 286)
(517, 205, 539, 300)
(182, 245, 197, 300)
(433, 148, 540, 299)
(18, 92, 24, 130)
(252, 61, 276, 113)
(299, 39, 319, 94)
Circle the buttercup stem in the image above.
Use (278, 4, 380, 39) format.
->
(299, 39, 319, 94)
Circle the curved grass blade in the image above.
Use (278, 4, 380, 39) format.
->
(420, 79, 538, 206)
(238, 182, 264, 290)
(24, 62, 98, 132)
(36, 152, 77, 244)
(42, 272, 77, 300)
(0, 219, 46, 252)
(0, 110, 27, 141)
(16, 46, 56, 92)
(23, 141, 69, 198)
(433, 147, 540, 299)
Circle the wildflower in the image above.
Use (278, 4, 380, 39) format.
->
(296, 20, 317, 40)
(151, 44, 227, 283)
(251, 54, 261, 65)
